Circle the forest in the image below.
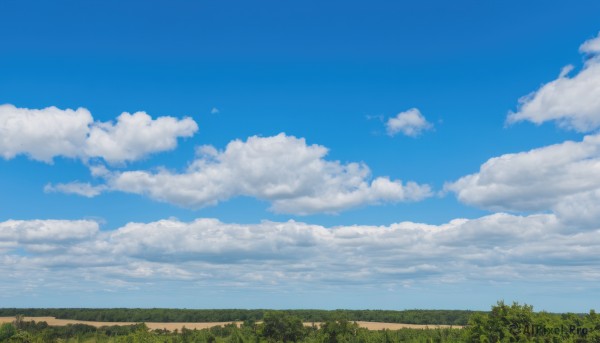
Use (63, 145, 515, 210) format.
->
(1, 301, 599, 342)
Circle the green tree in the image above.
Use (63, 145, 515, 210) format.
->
(0, 323, 16, 341)
(464, 301, 534, 343)
(320, 319, 359, 343)
(261, 311, 305, 342)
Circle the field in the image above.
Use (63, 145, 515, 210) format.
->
(0, 316, 461, 331)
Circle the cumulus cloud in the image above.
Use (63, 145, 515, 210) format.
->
(1, 213, 599, 297)
(84, 111, 198, 164)
(507, 32, 600, 132)
(0, 104, 198, 164)
(386, 108, 433, 137)
(446, 133, 600, 227)
(99, 133, 432, 214)
(0, 105, 92, 162)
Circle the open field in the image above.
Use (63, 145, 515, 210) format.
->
(0, 317, 242, 331)
(0, 316, 462, 331)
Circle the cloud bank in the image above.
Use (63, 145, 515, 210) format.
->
(1, 213, 597, 297)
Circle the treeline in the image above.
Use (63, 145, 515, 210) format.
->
(0, 308, 475, 325)
(0, 313, 464, 343)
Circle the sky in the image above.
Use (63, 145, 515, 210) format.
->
(1, 0, 600, 312)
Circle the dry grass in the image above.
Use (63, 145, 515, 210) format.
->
(0, 317, 242, 331)
(0, 316, 462, 331)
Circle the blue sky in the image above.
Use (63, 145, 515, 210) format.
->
(2, 0, 600, 311)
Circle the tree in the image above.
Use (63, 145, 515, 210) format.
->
(0, 323, 16, 341)
(320, 319, 359, 343)
(13, 315, 25, 330)
(261, 311, 305, 342)
(464, 301, 536, 343)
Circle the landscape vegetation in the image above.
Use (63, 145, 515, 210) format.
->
(1, 302, 599, 342)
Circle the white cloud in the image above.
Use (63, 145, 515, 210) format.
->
(101, 133, 432, 214)
(1, 213, 599, 297)
(84, 111, 198, 164)
(580, 31, 600, 54)
(44, 182, 106, 198)
(0, 220, 98, 244)
(0, 104, 198, 164)
(446, 133, 600, 227)
(0, 104, 93, 162)
(386, 108, 433, 137)
(507, 32, 600, 132)
(448, 32, 600, 230)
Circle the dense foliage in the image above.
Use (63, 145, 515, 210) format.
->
(0, 309, 473, 326)
(464, 301, 600, 342)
